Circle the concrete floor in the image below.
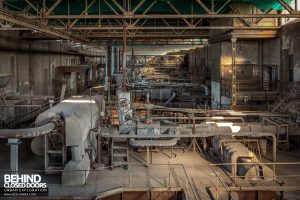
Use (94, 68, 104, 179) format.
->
(1, 139, 300, 199)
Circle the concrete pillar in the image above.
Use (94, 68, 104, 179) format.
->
(105, 49, 108, 86)
(70, 72, 77, 93)
(7, 139, 21, 172)
(106, 44, 112, 81)
(119, 49, 122, 72)
(231, 38, 237, 110)
(122, 22, 127, 91)
(111, 45, 115, 75)
(114, 48, 119, 73)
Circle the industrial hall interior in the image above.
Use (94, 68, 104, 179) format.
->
(1, 0, 300, 200)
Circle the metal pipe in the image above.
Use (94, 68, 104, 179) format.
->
(5, 95, 55, 100)
(122, 20, 127, 91)
(129, 138, 178, 147)
(200, 84, 209, 96)
(0, 105, 42, 107)
(102, 131, 277, 161)
(151, 116, 245, 123)
(164, 92, 176, 106)
(0, 122, 55, 138)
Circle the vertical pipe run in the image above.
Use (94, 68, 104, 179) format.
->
(122, 20, 127, 91)
(114, 48, 118, 73)
(107, 44, 112, 79)
(67, 0, 70, 29)
(42, 0, 46, 18)
(105, 49, 108, 86)
(122, 0, 127, 91)
(231, 38, 237, 110)
(97, 135, 102, 163)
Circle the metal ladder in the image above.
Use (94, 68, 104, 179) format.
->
(111, 139, 129, 169)
(45, 119, 67, 174)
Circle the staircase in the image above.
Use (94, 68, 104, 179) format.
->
(45, 119, 67, 174)
(111, 139, 129, 169)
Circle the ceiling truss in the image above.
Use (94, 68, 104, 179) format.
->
(0, 0, 299, 41)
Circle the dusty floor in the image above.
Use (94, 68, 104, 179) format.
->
(1, 139, 300, 199)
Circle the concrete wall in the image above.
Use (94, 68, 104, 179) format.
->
(280, 20, 300, 96)
(209, 43, 221, 109)
(0, 32, 102, 125)
(185, 38, 281, 109)
(263, 39, 280, 66)
(0, 32, 102, 96)
(187, 46, 208, 83)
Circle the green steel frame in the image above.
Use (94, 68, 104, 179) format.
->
(0, 0, 299, 42)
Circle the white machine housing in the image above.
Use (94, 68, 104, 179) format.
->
(35, 95, 105, 185)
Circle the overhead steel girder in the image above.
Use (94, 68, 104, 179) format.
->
(195, 0, 214, 14)
(66, 26, 279, 30)
(70, 0, 97, 27)
(87, 33, 210, 39)
(276, 0, 297, 14)
(26, 13, 300, 19)
(0, 8, 84, 42)
(46, 0, 63, 15)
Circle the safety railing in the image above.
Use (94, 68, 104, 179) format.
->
(209, 162, 300, 200)
(0, 163, 198, 199)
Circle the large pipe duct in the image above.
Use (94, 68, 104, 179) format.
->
(0, 122, 55, 138)
(212, 135, 274, 181)
(200, 84, 209, 96)
(164, 91, 176, 106)
(34, 95, 105, 186)
(173, 123, 277, 162)
(129, 138, 178, 147)
(0, 117, 55, 172)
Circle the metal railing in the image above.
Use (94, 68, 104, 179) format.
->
(209, 162, 300, 199)
(0, 163, 198, 199)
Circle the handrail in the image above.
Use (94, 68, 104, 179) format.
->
(0, 163, 198, 199)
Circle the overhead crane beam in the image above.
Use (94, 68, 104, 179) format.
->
(25, 14, 300, 20)
(0, 8, 84, 42)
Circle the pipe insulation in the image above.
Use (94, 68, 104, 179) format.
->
(164, 92, 176, 106)
(129, 138, 178, 147)
(0, 122, 55, 138)
(200, 84, 209, 96)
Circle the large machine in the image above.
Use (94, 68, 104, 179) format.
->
(212, 135, 273, 181)
(32, 95, 105, 185)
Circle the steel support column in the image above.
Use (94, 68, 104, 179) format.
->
(114, 48, 119, 73)
(231, 38, 237, 110)
(122, 20, 127, 91)
(107, 44, 112, 79)
(7, 139, 21, 172)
